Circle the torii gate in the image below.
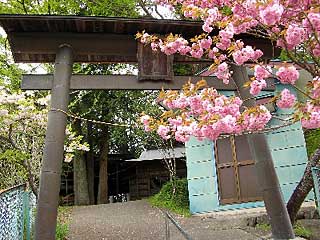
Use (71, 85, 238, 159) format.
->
(0, 15, 294, 239)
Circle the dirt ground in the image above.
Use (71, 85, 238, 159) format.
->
(68, 200, 319, 240)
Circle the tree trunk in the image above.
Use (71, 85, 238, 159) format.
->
(22, 159, 38, 199)
(97, 127, 109, 204)
(73, 120, 90, 205)
(287, 147, 320, 223)
(73, 151, 90, 205)
(86, 122, 95, 204)
(87, 150, 95, 204)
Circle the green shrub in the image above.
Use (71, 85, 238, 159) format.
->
(56, 223, 69, 240)
(305, 129, 320, 157)
(149, 178, 191, 217)
(55, 206, 72, 240)
(256, 223, 271, 231)
(294, 224, 312, 239)
(256, 223, 312, 239)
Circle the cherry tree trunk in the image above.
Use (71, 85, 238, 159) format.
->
(287, 147, 320, 223)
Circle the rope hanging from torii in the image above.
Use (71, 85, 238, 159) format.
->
(50, 108, 296, 140)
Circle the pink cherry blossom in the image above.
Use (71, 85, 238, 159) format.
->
(276, 89, 296, 109)
(250, 80, 267, 95)
(259, 1, 284, 25)
(199, 37, 212, 50)
(285, 25, 306, 49)
(216, 62, 231, 84)
(139, 0, 320, 133)
(310, 77, 320, 99)
(301, 103, 320, 129)
(157, 125, 171, 139)
(276, 66, 299, 85)
(254, 65, 271, 80)
(313, 44, 320, 57)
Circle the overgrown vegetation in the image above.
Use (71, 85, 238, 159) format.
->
(305, 129, 320, 157)
(149, 178, 191, 217)
(56, 206, 72, 240)
(256, 223, 312, 239)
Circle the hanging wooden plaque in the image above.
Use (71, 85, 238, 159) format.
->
(137, 42, 174, 81)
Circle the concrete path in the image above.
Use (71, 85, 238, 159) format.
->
(68, 200, 305, 240)
(69, 200, 165, 240)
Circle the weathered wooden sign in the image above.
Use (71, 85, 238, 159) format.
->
(137, 42, 174, 81)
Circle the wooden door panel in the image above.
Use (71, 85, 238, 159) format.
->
(238, 165, 262, 200)
(215, 136, 262, 205)
(234, 135, 252, 163)
(219, 167, 238, 203)
(216, 137, 233, 164)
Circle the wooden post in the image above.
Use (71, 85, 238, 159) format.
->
(231, 65, 295, 239)
(35, 45, 73, 240)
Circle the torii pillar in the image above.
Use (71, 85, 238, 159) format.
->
(231, 65, 295, 239)
(35, 45, 73, 240)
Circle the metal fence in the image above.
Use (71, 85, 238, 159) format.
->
(312, 167, 320, 215)
(0, 184, 37, 240)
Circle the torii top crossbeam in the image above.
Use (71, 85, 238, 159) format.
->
(0, 14, 277, 63)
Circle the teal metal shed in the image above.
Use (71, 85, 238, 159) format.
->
(185, 85, 314, 214)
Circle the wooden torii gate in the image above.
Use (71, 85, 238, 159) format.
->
(0, 15, 294, 240)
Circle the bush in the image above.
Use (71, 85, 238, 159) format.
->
(149, 178, 191, 217)
(56, 223, 69, 240)
(305, 129, 320, 157)
(56, 206, 72, 240)
(294, 224, 312, 239)
(256, 223, 312, 239)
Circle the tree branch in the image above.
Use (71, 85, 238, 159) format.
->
(154, 5, 165, 19)
(0, 133, 38, 197)
(137, 0, 154, 18)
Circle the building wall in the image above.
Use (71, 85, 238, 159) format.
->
(186, 89, 314, 214)
(129, 160, 187, 200)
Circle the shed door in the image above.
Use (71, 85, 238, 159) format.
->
(215, 135, 262, 205)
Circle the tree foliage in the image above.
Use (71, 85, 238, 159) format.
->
(0, 0, 165, 199)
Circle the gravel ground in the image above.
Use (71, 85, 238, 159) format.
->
(68, 200, 262, 240)
(68, 200, 317, 240)
(69, 200, 166, 240)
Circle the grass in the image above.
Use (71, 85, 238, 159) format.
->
(294, 224, 312, 239)
(56, 206, 73, 240)
(148, 178, 191, 217)
(256, 223, 271, 231)
(256, 223, 312, 239)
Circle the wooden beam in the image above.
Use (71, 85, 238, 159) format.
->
(22, 74, 242, 90)
(22, 74, 275, 91)
(10, 32, 211, 63)
(10, 32, 278, 63)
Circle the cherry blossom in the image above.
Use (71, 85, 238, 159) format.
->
(250, 79, 267, 96)
(140, 81, 272, 142)
(276, 89, 296, 109)
(136, 0, 320, 140)
(276, 66, 299, 85)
